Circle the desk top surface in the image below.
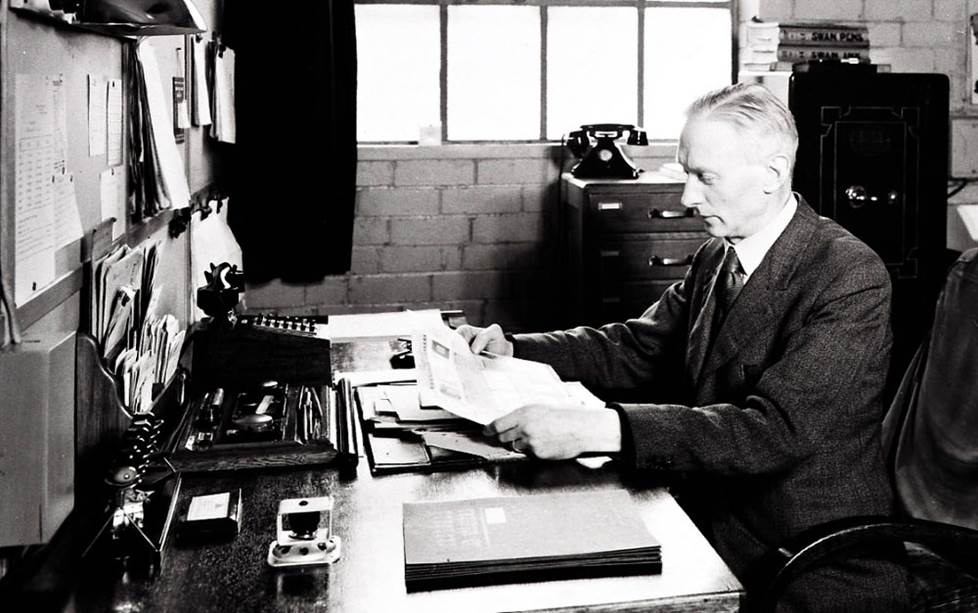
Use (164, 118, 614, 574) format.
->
(67, 331, 743, 613)
(70, 462, 742, 613)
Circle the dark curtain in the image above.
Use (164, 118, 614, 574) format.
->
(223, 1, 357, 283)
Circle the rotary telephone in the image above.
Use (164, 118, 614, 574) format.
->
(566, 123, 648, 179)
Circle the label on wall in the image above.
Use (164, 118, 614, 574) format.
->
(173, 76, 189, 144)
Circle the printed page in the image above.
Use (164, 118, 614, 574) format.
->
(88, 74, 107, 156)
(106, 78, 124, 166)
(14, 73, 58, 305)
(413, 322, 605, 424)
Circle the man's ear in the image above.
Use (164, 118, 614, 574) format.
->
(762, 153, 791, 194)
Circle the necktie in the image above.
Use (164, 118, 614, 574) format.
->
(714, 246, 745, 328)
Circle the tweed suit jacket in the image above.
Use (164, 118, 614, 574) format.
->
(513, 197, 908, 610)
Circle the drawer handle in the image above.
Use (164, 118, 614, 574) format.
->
(597, 201, 623, 211)
(600, 249, 621, 258)
(647, 208, 694, 219)
(648, 254, 694, 267)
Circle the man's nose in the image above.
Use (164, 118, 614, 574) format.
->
(681, 179, 700, 209)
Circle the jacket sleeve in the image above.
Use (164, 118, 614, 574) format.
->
(620, 248, 892, 476)
(511, 270, 691, 391)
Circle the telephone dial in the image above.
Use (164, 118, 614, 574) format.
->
(566, 123, 648, 179)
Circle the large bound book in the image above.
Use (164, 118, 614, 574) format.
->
(402, 490, 661, 591)
(777, 23, 869, 46)
(776, 45, 870, 62)
(747, 21, 870, 49)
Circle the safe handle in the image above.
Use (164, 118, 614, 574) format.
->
(844, 185, 900, 208)
(648, 208, 695, 219)
(648, 254, 694, 267)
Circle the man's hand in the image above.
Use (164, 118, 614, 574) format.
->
(483, 405, 623, 460)
(455, 323, 514, 356)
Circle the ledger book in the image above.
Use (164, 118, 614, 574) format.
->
(402, 489, 661, 590)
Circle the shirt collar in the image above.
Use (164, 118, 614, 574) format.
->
(727, 193, 797, 280)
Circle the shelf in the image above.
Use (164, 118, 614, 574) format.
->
(9, 4, 204, 40)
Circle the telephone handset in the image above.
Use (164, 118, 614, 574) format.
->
(566, 123, 648, 179)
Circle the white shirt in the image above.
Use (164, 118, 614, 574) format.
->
(728, 194, 798, 282)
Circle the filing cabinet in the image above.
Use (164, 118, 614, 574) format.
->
(560, 173, 708, 326)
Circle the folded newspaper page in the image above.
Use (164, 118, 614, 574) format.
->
(411, 321, 604, 425)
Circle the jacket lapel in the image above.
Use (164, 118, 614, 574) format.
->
(686, 241, 725, 384)
(694, 197, 820, 386)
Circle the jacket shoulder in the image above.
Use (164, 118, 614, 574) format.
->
(809, 213, 890, 285)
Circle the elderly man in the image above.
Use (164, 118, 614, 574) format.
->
(458, 83, 908, 611)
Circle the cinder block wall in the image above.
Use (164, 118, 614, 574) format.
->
(245, 144, 673, 331)
(246, 0, 978, 329)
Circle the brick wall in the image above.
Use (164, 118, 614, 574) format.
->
(245, 143, 674, 331)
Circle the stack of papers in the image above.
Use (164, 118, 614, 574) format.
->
(357, 384, 460, 432)
(134, 42, 190, 212)
(91, 240, 183, 413)
(402, 490, 661, 590)
(94, 244, 144, 358)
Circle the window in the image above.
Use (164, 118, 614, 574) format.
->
(356, 0, 733, 143)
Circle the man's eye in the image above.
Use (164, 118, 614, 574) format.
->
(699, 174, 714, 185)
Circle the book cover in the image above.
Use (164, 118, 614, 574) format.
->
(402, 489, 661, 589)
(777, 45, 870, 62)
(778, 24, 869, 46)
(747, 21, 870, 49)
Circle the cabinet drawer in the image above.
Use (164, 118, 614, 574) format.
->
(587, 191, 703, 233)
(598, 234, 706, 280)
(599, 280, 681, 321)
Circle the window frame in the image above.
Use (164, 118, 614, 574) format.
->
(355, 0, 738, 144)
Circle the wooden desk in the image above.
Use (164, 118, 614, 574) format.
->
(63, 335, 744, 612)
(68, 461, 742, 612)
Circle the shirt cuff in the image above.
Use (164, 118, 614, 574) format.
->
(504, 332, 520, 357)
(605, 401, 636, 467)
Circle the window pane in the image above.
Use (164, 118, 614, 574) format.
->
(644, 7, 731, 140)
(547, 7, 638, 141)
(448, 6, 540, 141)
(356, 5, 440, 142)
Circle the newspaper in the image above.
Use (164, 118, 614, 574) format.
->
(412, 322, 605, 425)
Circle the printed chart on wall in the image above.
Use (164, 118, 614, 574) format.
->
(14, 73, 83, 306)
(14, 74, 80, 304)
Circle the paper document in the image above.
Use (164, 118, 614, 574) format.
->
(190, 36, 212, 126)
(88, 74, 107, 156)
(210, 44, 236, 143)
(53, 173, 83, 247)
(14, 73, 59, 305)
(412, 322, 605, 425)
(106, 78, 124, 166)
(51, 73, 68, 174)
(335, 368, 417, 387)
(136, 42, 190, 208)
(419, 430, 524, 461)
(326, 309, 444, 341)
